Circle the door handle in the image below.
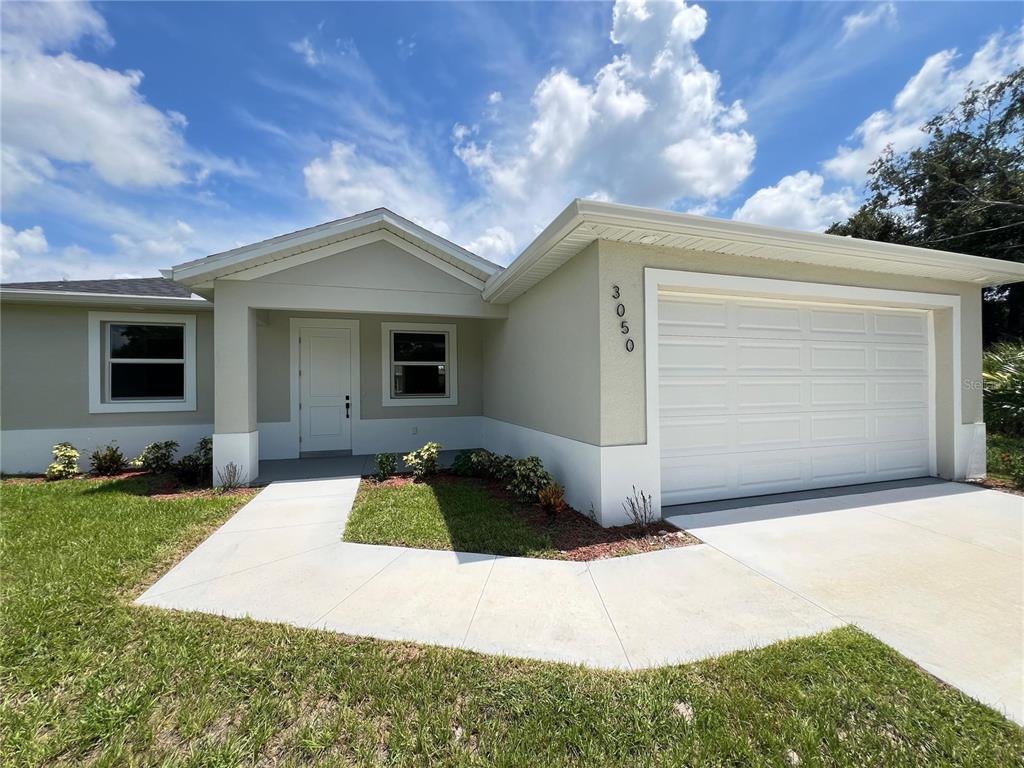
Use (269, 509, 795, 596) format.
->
(345, 395, 350, 419)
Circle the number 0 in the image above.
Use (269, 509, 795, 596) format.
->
(625, 338, 634, 352)
(616, 303, 625, 317)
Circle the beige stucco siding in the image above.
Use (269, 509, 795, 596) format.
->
(481, 242, 601, 445)
(256, 310, 485, 423)
(0, 302, 214, 429)
(596, 239, 984, 450)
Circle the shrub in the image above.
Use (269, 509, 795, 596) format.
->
(174, 437, 214, 487)
(404, 441, 441, 481)
(45, 442, 80, 481)
(537, 483, 566, 517)
(451, 450, 476, 476)
(375, 452, 398, 481)
(983, 342, 1024, 437)
(131, 440, 179, 474)
(505, 456, 554, 502)
(88, 442, 128, 476)
(1001, 451, 1024, 488)
(623, 485, 655, 531)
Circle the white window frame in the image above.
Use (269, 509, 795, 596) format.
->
(88, 311, 197, 413)
(381, 322, 458, 406)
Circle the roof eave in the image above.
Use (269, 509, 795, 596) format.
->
(0, 289, 212, 309)
(482, 199, 1024, 303)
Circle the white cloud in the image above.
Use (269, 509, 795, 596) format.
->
(488, 90, 503, 104)
(290, 37, 321, 67)
(0, 1, 111, 53)
(0, 1, 240, 206)
(825, 26, 1024, 180)
(732, 172, 856, 231)
(1, 223, 49, 277)
(465, 226, 517, 262)
(303, 142, 452, 238)
(111, 220, 195, 259)
(840, 3, 897, 45)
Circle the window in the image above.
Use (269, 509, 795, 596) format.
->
(89, 312, 197, 413)
(381, 322, 458, 406)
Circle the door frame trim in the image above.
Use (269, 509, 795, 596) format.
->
(643, 269, 962, 510)
(289, 317, 361, 456)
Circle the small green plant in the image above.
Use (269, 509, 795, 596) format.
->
(45, 442, 80, 481)
(404, 441, 441, 481)
(983, 342, 1024, 437)
(1001, 451, 1024, 488)
(132, 440, 179, 474)
(375, 452, 398, 481)
(88, 442, 128, 476)
(505, 456, 554, 502)
(174, 437, 214, 487)
(537, 483, 566, 517)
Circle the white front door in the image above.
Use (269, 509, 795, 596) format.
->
(299, 326, 353, 453)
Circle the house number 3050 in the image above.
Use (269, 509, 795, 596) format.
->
(611, 285, 635, 352)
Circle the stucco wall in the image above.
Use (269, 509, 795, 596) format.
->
(0, 302, 214, 430)
(596, 239, 985, 450)
(481, 242, 601, 445)
(256, 310, 485, 423)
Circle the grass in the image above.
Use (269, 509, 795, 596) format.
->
(987, 432, 1023, 483)
(343, 476, 558, 558)
(2, 478, 1021, 767)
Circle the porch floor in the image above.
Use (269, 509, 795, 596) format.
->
(255, 451, 462, 485)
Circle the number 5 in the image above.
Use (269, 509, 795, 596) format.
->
(620, 320, 629, 334)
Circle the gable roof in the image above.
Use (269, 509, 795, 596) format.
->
(168, 208, 502, 288)
(483, 199, 1024, 303)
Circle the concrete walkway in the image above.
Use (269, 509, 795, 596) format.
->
(137, 475, 1023, 724)
(137, 475, 842, 670)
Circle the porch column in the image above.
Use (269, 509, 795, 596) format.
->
(213, 283, 259, 485)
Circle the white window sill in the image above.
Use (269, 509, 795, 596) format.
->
(381, 396, 459, 407)
(89, 400, 197, 414)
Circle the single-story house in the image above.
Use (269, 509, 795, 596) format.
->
(3, 200, 1023, 525)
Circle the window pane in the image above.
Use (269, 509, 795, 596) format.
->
(109, 324, 184, 359)
(110, 363, 185, 399)
(393, 364, 446, 396)
(393, 332, 446, 362)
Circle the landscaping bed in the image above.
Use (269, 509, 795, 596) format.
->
(345, 473, 700, 560)
(2, 477, 1020, 766)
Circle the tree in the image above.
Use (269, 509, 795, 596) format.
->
(827, 68, 1024, 344)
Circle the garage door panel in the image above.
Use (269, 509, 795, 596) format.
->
(658, 292, 933, 504)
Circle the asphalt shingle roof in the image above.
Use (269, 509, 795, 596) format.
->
(1, 277, 193, 298)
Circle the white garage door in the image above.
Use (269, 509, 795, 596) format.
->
(658, 292, 934, 505)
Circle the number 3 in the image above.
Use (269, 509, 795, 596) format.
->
(611, 285, 620, 299)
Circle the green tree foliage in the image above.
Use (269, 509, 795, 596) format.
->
(827, 68, 1024, 344)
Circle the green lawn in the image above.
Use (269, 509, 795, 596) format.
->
(2, 478, 1021, 767)
(343, 477, 558, 558)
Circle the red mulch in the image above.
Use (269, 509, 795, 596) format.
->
(362, 472, 701, 561)
(964, 478, 1024, 497)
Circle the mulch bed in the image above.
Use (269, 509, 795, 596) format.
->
(963, 477, 1024, 497)
(362, 472, 701, 561)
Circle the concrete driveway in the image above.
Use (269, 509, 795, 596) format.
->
(666, 481, 1023, 724)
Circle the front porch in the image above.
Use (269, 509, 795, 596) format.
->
(254, 451, 461, 485)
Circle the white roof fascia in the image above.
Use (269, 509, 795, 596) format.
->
(169, 209, 501, 287)
(482, 199, 1024, 303)
(0, 289, 211, 310)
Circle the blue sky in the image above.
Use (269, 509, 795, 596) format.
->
(1, 1, 1021, 281)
